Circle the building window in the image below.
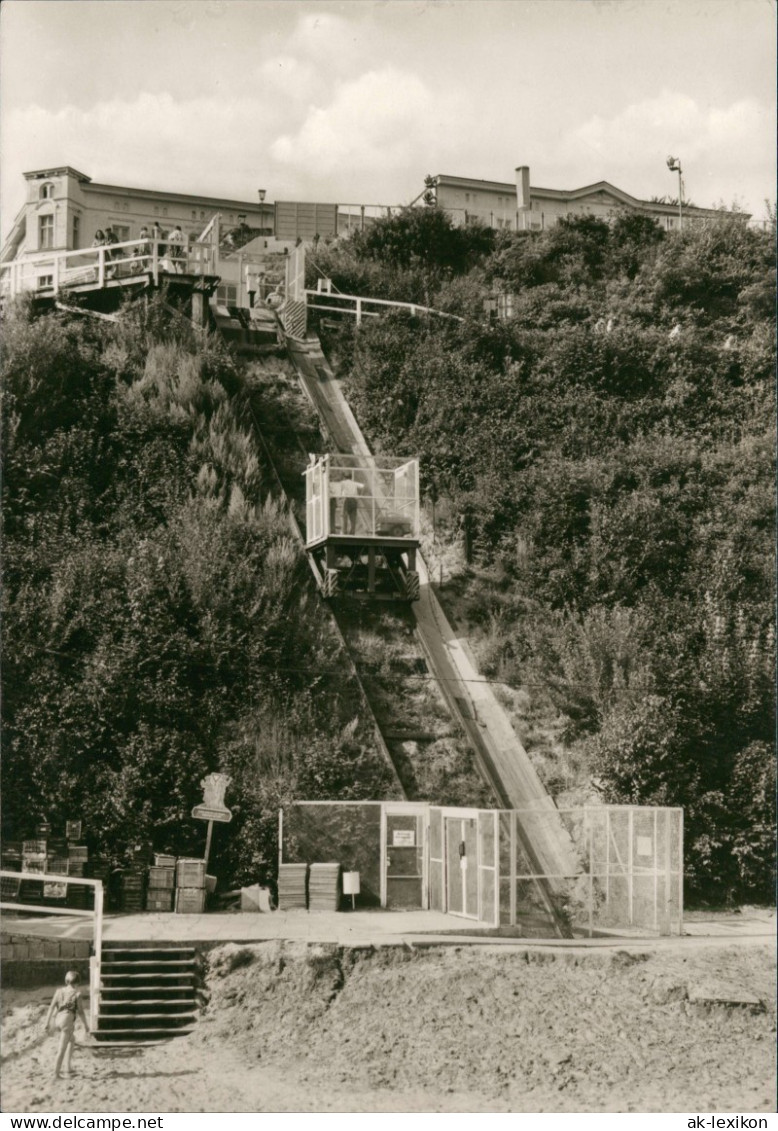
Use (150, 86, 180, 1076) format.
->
(72, 215, 80, 249)
(39, 214, 54, 249)
(217, 284, 238, 306)
(162, 207, 168, 216)
(112, 225, 131, 243)
(37, 275, 54, 289)
(39, 183, 54, 200)
(192, 210, 197, 220)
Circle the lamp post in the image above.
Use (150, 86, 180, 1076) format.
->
(666, 156, 683, 231)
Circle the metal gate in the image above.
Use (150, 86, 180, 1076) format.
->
(381, 805, 427, 909)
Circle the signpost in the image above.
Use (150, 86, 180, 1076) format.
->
(191, 774, 232, 871)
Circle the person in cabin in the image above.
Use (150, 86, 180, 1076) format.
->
(44, 970, 89, 1079)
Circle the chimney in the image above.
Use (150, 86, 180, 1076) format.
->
(515, 166, 531, 211)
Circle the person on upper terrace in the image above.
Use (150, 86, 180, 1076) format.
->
(167, 225, 187, 272)
(91, 229, 106, 247)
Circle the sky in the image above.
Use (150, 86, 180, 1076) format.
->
(1, 0, 776, 240)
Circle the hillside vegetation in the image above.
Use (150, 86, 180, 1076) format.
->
(310, 207, 775, 903)
(1, 297, 395, 884)
(1, 207, 774, 904)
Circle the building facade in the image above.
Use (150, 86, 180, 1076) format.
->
(432, 166, 746, 232)
(1, 166, 275, 266)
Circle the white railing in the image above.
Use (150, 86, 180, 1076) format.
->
(304, 289, 464, 326)
(0, 869, 104, 1031)
(1, 238, 218, 301)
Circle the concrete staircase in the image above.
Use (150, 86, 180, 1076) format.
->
(95, 944, 199, 1043)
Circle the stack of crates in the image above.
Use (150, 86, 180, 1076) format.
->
(0, 843, 22, 902)
(146, 854, 176, 912)
(42, 840, 69, 907)
(86, 857, 109, 908)
(120, 868, 146, 912)
(175, 858, 206, 914)
(20, 839, 46, 903)
(65, 843, 90, 909)
(67, 843, 89, 877)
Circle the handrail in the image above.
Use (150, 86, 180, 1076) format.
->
(1, 237, 218, 300)
(0, 869, 104, 1031)
(304, 289, 464, 325)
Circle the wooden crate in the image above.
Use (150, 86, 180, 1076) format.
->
(46, 857, 70, 875)
(175, 887, 205, 914)
(176, 859, 206, 889)
(67, 845, 89, 862)
(23, 839, 47, 855)
(154, 853, 176, 868)
(148, 866, 175, 890)
(146, 890, 174, 912)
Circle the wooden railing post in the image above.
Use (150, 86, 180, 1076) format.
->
(356, 297, 362, 326)
(97, 248, 105, 288)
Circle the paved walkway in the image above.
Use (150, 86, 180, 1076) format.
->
(3, 907, 774, 949)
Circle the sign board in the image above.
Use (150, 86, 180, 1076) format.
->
(66, 820, 82, 841)
(192, 773, 232, 823)
(191, 805, 232, 823)
(392, 830, 415, 847)
(636, 836, 654, 858)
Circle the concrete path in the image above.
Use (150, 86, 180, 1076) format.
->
(3, 908, 774, 949)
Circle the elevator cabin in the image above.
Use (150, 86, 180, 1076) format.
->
(304, 454, 421, 601)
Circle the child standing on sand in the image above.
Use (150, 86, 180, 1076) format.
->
(44, 970, 88, 1079)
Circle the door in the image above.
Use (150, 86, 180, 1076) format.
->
(445, 816, 479, 919)
(383, 808, 425, 908)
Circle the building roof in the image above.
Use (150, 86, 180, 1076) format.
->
(85, 179, 271, 215)
(434, 173, 741, 219)
(24, 166, 92, 182)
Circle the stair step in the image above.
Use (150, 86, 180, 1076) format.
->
(93, 1028, 194, 1041)
(100, 990, 195, 1001)
(100, 998, 196, 1009)
(102, 972, 196, 980)
(98, 1017, 195, 1026)
(102, 959, 196, 968)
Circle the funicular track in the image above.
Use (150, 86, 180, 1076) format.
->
(240, 352, 484, 804)
(227, 321, 578, 935)
(282, 332, 581, 936)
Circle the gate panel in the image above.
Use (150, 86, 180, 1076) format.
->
(463, 818, 478, 918)
(445, 818, 463, 915)
(429, 807, 444, 912)
(384, 811, 424, 908)
(478, 810, 499, 926)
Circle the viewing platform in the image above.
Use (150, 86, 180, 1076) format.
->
(0, 238, 220, 319)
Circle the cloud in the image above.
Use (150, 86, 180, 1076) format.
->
(271, 67, 470, 200)
(554, 90, 776, 210)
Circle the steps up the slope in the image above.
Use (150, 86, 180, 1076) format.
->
(95, 945, 198, 1044)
